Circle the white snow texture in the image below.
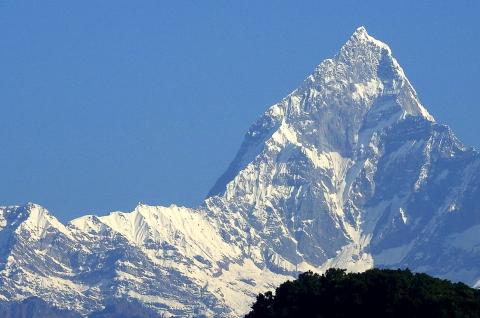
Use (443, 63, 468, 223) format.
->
(1, 27, 480, 317)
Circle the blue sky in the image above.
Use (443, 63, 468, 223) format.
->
(1, 1, 479, 221)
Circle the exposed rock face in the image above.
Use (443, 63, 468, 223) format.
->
(1, 27, 479, 317)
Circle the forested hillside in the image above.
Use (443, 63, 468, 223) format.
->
(246, 269, 480, 318)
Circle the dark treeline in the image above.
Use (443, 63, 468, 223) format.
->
(246, 268, 480, 318)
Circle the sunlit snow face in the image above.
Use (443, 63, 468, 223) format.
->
(0, 27, 478, 318)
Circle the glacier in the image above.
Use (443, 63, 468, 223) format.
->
(1, 27, 480, 317)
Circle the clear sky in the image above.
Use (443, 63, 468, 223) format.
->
(1, 1, 479, 221)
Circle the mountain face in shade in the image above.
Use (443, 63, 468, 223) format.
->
(1, 27, 480, 317)
(0, 297, 82, 318)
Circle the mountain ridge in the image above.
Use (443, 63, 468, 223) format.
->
(1, 27, 480, 317)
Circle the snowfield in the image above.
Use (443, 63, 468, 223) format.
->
(1, 27, 480, 317)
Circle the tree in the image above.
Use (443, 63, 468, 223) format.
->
(245, 268, 480, 318)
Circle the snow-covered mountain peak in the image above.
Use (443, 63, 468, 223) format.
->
(69, 214, 106, 234)
(17, 204, 73, 241)
(0, 203, 51, 231)
(354, 25, 367, 34)
(346, 26, 389, 50)
(2, 28, 478, 318)
(208, 28, 434, 199)
(288, 27, 434, 127)
(333, 27, 433, 121)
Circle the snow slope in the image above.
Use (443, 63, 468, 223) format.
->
(1, 27, 480, 317)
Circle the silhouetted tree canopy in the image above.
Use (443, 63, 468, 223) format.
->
(246, 268, 480, 318)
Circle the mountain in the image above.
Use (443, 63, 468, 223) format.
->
(0, 297, 82, 318)
(0, 297, 166, 318)
(1, 27, 480, 317)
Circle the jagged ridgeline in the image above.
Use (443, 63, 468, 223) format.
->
(1, 27, 480, 317)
